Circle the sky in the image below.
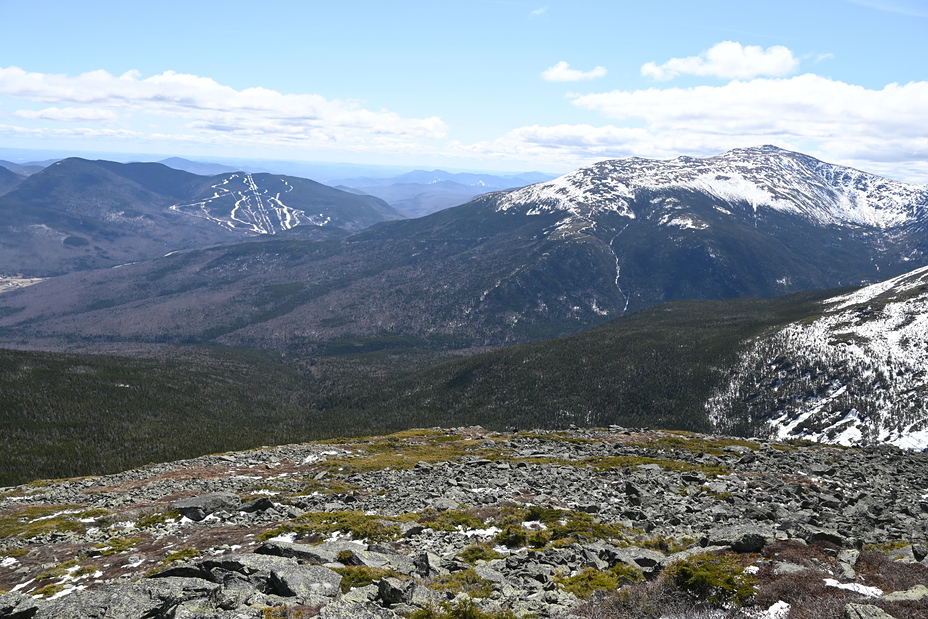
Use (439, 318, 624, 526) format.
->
(0, 0, 926, 180)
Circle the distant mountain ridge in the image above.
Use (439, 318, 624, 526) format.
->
(337, 168, 558, 217)
(0, 158, 402, 275)
(1, 146, 927, 354)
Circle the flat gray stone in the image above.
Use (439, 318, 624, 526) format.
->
(270, 564, 342, 599)
(881, 584, 928, 602)
(844, 603, 896, 619)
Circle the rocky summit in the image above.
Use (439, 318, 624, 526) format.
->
(1, 427, 927, 619)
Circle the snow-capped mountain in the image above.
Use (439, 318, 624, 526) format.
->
(498, 145, 928, 228)
(708, 264, 928, 449)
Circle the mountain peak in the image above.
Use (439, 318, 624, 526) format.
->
(496, 146, 928, 229)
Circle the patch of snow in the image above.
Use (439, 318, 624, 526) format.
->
(462, 526, 502, 538)
(1, 556, 18, 568)
(824, 578, 882, 597)
(267, 532, 297, 543)
(47, 585, 85, 600)
(12, 579, 34, 592)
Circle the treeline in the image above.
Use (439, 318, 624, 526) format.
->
(0, 289, 841, 486)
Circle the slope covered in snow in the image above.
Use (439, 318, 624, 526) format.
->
(497, 145, 928, 228)
(708, 265, 928, 449)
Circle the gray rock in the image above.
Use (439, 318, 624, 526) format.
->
(881, 584, 928, 601)
(257, 539, 368, 566)
(377, 577, 410, 606)
(407, 582, 442, 608)
(341, 584, 379, 603)
(270, 564, 342, 600)
(172, 492, 242, 521)
(844, 603, 896, 619)
(705, 524, 774, 552)
(33, 580, 173, 619)
(199, 554, 294, 580)
(773, 561, 810, 576)
(0, 591, 39, 619)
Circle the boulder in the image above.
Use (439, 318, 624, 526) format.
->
(881, 584, 928, 602)
(270, 564, 342, 600)
(844, 603, 896, 619)
(171, 492, 241, 521)
(705, 524, 775, 552)
(0, 591, 39, 619)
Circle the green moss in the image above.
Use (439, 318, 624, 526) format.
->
(638, 536, 696, 555)
(257, 511, 402, 543)
(664, 551, 757, 608)
(36, 559, 79, 581)
(582, 455, 731, 477)
(160, 547, 202, 565)
(317, 429, 505, 475)
(33, 583, 65, 598)
(0, 548, 28, 558)
(555, 564, 647, 599)
(332, 565, 402, 593)
(428, 569, 495, 598)
(410, 599, 520, 619)
(77, 508, 111, 519)
(863, 541, 912, 553)
(0, 504, 87, 539)
(493, 510, 631, 549)
(97, 536, 142, 556)
(74, 564, 98, 577)
(137, 508, 181, 528)
(457, 543, 503, 565)
(493, 523, 548, 548)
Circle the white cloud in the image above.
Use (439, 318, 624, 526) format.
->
(15, 107, 118, 122)
(0, 66, 446, 144)
(542, 62, 608, 82)
(641, 41, 799, 81)
(530, 5, 548, 16)
(458, 74, 928, 182)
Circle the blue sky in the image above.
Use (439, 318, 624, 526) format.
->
(0, 0, 926, 179)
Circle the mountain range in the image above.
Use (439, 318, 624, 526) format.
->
(0, 158, 401, 276)
(2, 145, 926, 352)
(1, 145, 928, 456)
(334, 169, 558, 217)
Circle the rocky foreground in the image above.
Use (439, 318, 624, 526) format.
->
(1, 427, 927, 618)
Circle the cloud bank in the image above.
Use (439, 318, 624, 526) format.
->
(0, 66, 446, 147)
(641, 41, 799, 81)
(460, 72, 928, 181)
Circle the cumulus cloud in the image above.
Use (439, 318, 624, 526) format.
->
(641, 41, 799, 81)
(0, 66, 446, 144)
(542, 62, 608, 82)
(458, 74, 928, 182)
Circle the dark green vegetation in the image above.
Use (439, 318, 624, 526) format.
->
(0, 287, 842, 486)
